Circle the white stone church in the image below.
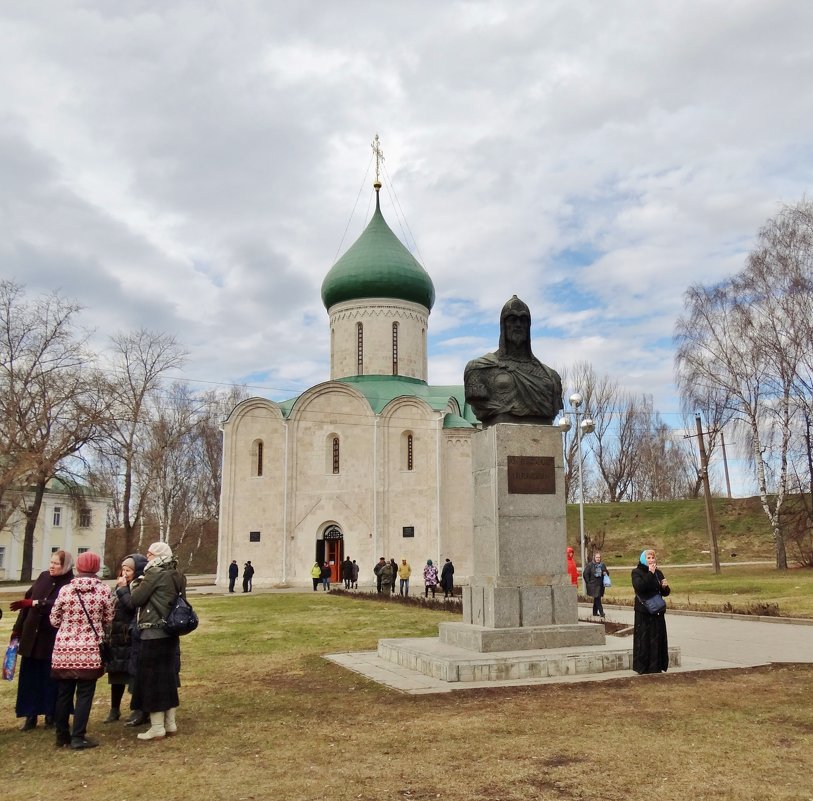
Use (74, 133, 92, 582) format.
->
(216, 185, 478, 588)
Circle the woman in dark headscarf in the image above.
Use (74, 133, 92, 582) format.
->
(103, 553, 148, 725)
(9, 550, 74, 730)
(631, 548, 671, 674)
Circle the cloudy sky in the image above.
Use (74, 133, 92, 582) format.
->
(2, 1, 812, 491)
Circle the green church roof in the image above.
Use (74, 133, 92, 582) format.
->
(278, 375, 477, 427)
(320, 193, 435, 311)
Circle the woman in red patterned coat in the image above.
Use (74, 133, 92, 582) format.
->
(49, 551, 115, 749)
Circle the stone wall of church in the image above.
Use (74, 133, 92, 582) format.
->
(328, 298, 429, 380)
(218, 398, 288, 585)
(218, 386, 477, 588)
(440, 430, 475, 578)
(286, 384, 377, 583)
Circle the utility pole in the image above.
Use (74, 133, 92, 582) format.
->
(695, 414, 721, 573)
(719, 429, 732, 499)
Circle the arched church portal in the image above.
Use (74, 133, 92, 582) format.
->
(317, 525, 344, 584)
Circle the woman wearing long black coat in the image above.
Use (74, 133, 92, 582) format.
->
(104, 553, 148, 725)
(9, 550, 74, 730)
(631, 549, 671, 674)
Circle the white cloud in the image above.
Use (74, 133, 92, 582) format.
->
(2, 0, 812, 499)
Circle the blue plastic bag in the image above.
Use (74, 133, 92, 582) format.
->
(3, 636, 20, 681)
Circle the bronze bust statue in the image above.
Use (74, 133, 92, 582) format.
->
(464, 295, 564, 427)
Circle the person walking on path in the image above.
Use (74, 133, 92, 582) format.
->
(423, 560, 439, 598)
(9, 550, 74, 732)
(49, 551, 115, 749)
(242, 561, 254, 593)
(311, 562, 322, 591)
(583, 550, 609, 619)
(228, 561, 239, 593)
(351, 560, 359, 589)
(130, 542, 186, 741)
(104, 554, 148, 726)
(342, 557, 353, 589)
(631, 548, 671, 674)
(398, 559, 412, 596)
(440, 558, 455, 598)
(566, 547, 579, 586)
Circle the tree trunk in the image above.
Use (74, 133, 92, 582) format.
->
(20, 479, 47, 583)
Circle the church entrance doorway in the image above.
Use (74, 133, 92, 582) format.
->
(317, 525, 344, 585)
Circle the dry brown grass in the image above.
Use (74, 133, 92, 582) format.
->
(1, 593, 811, 801)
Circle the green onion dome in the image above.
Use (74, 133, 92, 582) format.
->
(321, 193, 435, 311)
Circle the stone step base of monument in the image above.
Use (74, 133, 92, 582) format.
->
(378, 636, 681, 683)
(439, 621, 605, 653)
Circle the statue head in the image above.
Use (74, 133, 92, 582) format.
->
(498, 295, 533, 358)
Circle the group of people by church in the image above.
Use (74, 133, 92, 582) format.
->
(306, 556, 456, 598)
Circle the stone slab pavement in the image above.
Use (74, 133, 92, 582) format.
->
(324, 603, 813, 694)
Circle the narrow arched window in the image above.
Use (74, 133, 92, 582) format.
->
(401, 431, 415, 471)
(332, 437, 340, 474)
(392, 322, 399, 375)
(251, 439, 264, 477)
(356, 322, 363, 374)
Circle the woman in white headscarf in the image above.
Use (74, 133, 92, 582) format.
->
(129, 541, 185, 740)
(9, 550, 75, 731)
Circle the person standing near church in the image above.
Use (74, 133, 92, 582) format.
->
(351, 560, 359, 589)
(374, 557, 386, 593)
(423, 560, 439, 598)
(379, 559, 394, 595)
(398, 559, 412, 596)
(242, 561, 254, 593)
(228, 561, 239, 593)
(389, 559, 398, 593)
(341, 556, 353, 589)
(440, 558, 455, 598)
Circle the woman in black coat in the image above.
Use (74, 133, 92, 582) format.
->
(440, 559, 455, 598)
(631, 549, 671, 674)
(104, 553, 148, 725)
(9, 550, 74, 730)
(583, 550, 609, 619)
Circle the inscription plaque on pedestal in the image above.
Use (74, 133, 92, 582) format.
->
(507, 455, 555, 494)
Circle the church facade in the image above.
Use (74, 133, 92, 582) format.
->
(217, 187, 478, 588)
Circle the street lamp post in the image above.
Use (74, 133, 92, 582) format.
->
(557, 393, 595, 576)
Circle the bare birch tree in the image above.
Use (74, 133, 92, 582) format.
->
(676, 200, 813, 568)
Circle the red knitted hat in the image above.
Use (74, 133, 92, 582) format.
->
(76, 551, 101, 575)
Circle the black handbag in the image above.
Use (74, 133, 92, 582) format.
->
(162, 593, 199, 636)
(638, 593, 666, 615)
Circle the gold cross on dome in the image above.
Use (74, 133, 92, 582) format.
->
(371, 133, 385, 186)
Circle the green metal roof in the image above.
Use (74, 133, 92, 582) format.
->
(320, 194, 435, 311)
(278, 375, 477, 427)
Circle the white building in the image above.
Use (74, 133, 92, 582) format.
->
(0, 479, 109, 580)
(217, 186, 479, 587)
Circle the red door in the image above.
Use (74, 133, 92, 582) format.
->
(326, 538, 343, 584)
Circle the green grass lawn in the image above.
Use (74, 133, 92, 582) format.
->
(1, 590, 812, 801)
